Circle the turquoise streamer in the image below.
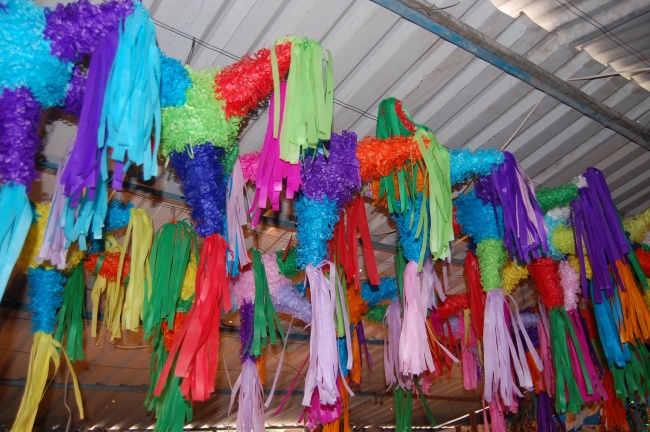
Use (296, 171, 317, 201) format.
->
(0, 183, 33, 300)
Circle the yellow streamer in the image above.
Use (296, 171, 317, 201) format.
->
(11, 332, 83, 432)
(121, 209, 153, 331)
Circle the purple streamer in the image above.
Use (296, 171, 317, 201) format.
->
(169, 143, 227, 237)
(44, 0, 133, 63)
(0, 87, 41, 190)
(239, 301, 255, 363)
(300, 130, 361, 209)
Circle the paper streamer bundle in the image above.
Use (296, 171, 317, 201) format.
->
(226, 158, 250, 276)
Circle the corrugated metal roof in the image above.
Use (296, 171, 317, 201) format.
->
(1, 0, 649, 429)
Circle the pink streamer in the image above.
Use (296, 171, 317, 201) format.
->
(383, 300, 412, 389)
(462, 344, 478, 390)
(226, 158, 251, 273)
(567, 308, 606, 403)
(229, 359, 265, 432)
(538, 301, 556, 396)
(399, 261, 435, 376)
(249, 82, 300, 227)
(488, 401, 508, 432)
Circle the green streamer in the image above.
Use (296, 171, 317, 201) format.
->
(536, 184, 578, 214)
(394, 386, 413, 432)
(395, 246, 407, 306)
(144, 221, 198, 337)
(414, 381, 437, 426)
(549, 307, 585, 413)
(251, 249, 285, 356)
(54, 265, 86, 362)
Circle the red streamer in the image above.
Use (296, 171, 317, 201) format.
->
(528, 257, 564, 308)
(214, 42, 292, 119)
(154, 234, 231, 402)
(465, 250, 485, 339)
(452, 205, 461, 236)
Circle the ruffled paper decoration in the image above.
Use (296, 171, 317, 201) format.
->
(43, 0, 133, 63)
(274, 282, 313, 324)
(448, 147, 504, 185)
(27, 267, 66, 334)
(490, 151, 547, 262)
(60, 64, 86, 116)
(502, 260, 528, 293)
(0, 87, 42, 189)
(392, 194, 427, 263)
(455, 191, 503, 244)
(230, 359, 266, 432)
(276, 247, 299, 279)
(544, 208, 570, 260)
(473, 175, 492, 203)
(558, 260, 581, 311)
(1, 0, 72, 107)
(17, 202, 51, 272)
(436, 294, 469, 322)
(214, 42, 292, 119)
(239, 151, 260, 184)
(364, 304, 388, 324)
(360, 276, 398, 308)
(295, 195, 339, 269)
(104, 199, 134, 231)
(300, 131, 361, 209)
(170, 143, 227, 237)
(357, 135, 423, 182)
(476, 238, 507, 291)
(623, 207, 650, 244)
(160, 53, 192, 108)
(161, 67, 242, 157)
(536, 184, 578, 214)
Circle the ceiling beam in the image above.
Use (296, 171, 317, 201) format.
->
(370, 0, 650, 150)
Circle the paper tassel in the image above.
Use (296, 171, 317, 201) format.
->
(154, 233, 231, 401)
(394, 387, 413, 432)
(229, 359, 265, 432)
(399, 261, 435, 376)
(303, 262, 353, 407)
(120, 208, 153, 331)
(226, 158, 251, 276)
(143, 220, 197, 337)
(248, 81, 300, 226)
(487, 401, 507, 432)
(490, 151, 548, 262)
(614, 259, 650, 344)
(383, 300, 411, 389)
(250, 249, 285, 356)
(537, 306, 556, 396)
(536, 391, 560, 432)
(54, 264, 86, 362)
(465, 250, 485, 339)
(591, 282, 629, 368)
(483, 289, 541, 408)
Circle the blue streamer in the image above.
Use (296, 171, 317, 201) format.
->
(449, 147, 504, 185)
(0, 0, 72, 107)
(391, 194, 427, 263)
(591, 281, 630, 367)
(455, 191, 504, 243)
(28, 267, 66, 334)
(0, 183, 32, 300)
(294, 194, 339, 269)
(338, 337, 349, 377)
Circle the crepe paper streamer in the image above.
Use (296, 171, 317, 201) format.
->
(16, 202, 51, 273)
(60, 63, 86, 117)
(483, 289, 541, 408)
(320, 377, 352, 432)
(476, 238, 507, 291)
(239, 152, 260, 184)
(462, 336, 479, 390)
(600, 371, 630, 432)
(376, 97, 415, 138)
(536, 391, 564, 432)
(275, 37, 333, 164)
(502, 260, 529, 294)
(276, 247, 299, 279)
(464, 250, 486, 339)
(160, 53, 191, 108)
(394, 387, 413, 432)
(169, 143, 227, 237)
(623, 207, 650, 244)
(448, 147, 505, 185)
(572, 168, 631, 303)
(486, 401, 508, 432)
(54, 265, 86, 362)
(85, 251, 130, 282)
(0, 184, 32, 299)
(567, 308, 606, 403)
(302, 262, 354, 407)
(117, 208, 153, 331)
(437, 294, 469, 322)
(399, 261, 436, 376)
(295, 195, 340, 269)
(248, 85, 300, 224)
(330, 196, 380, 289)
(100, 2, 160, 187)
(161, 68, 242, 157)
(0, 87, 41, 189)
(44, 0, 133, 63)
(559, 260, 581, 311)
(155, 233, 231, 401)
(412, 130, 454, 261)
(10, 332, 83, 432)
(615, 260, 650, 343)
(225, 159, 250, 277)
(490, 151, 548, 262)
(250, 249, 286, 357)
(61, 171, 109, 252)
(301, 131, 361, 209)
(300, 388, 343, 430)
(228, 359, 266, 432)
(1, 0, 72, 108)
(536, 184, 578, 214)
(27, 267, 66, 334)
(87, 250, 130, 340)
(455, 191, 504, 245)
(104, 199, 134, 232)
(360, 276, 398, 308)
(591, 283, 630, 368)
(214, 41, 291, 119)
